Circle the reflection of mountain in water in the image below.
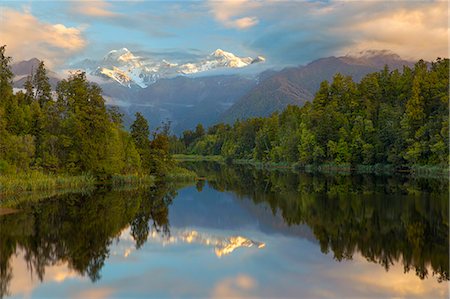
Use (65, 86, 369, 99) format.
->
(183, 161, 449, 283)
(147, 229, 265, 257)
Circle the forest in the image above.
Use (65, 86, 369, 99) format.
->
(174, 58, 449, 172)
(0, 45, 173, 183)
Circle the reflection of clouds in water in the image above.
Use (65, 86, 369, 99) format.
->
(211, 274, 258, 299)
(7, 228, 447, 299)
(110, 226, 136, 259)
(72, 287, 115, 299)
(298, 253, 449, 299)
(337, 255, 448, 299)
(8, 249, 83, 298)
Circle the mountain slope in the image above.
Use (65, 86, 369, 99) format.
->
(11, 58, 60, 89)
(222, 75, 313, 122)
(221, 50, 414, 123)
(107, 75, 258, 133)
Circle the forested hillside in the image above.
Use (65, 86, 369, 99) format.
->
(220, 51, 414, 123)
(0, 46, 172, 179)
(177, 58, 449, 169)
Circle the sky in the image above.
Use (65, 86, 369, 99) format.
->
(0, 0, 448, 69)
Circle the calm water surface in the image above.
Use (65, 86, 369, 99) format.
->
(1, 163, 448, 298)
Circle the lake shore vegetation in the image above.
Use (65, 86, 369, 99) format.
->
(173, 58, 449, 176)
(0, 45, 188, 196)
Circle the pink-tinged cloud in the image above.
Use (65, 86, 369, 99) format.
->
(1, 8, 86, 68)
(73, 287, 116, 299)
(72, 0, 118, 18)
(208, 0, 260, 29)
(335, 2, 449, 61)
(211, 274, 258, 298)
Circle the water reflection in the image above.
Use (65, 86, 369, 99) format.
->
(146, 229, 265, 257)
(0, 183, 175, 298)
(183, 162, 449, 283)
(0, 163, 448, 298)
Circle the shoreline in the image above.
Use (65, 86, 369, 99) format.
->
(0, 166, 198, 203)
(174, 154, 449, 178)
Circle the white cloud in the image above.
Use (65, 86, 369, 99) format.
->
(0, 8, 86, 68)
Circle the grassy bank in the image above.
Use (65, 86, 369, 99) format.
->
(0, 172, 96, 195)
(0, 188, 95, 207)
(0, 172, 158, 198)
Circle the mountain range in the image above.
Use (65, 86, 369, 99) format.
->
(221, 50, 414, 123)
(11, 49, 415, 134)
(71, 48, 265, 88)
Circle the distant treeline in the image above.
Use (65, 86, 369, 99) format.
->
(173, 58, 449, 169)
(0, 45, 172, 178)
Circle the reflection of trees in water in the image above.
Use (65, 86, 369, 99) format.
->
(130, 183, 175, 249)
(184, 161, 449, 282)
(0, 184, 176, 298)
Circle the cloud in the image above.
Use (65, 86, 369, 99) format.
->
(1, 8, 86, 68)
(233, 1, 448, 64)
(211, 274, 258, 298)
(208, 0, 260, 29)
(234, 16, 259, 29)
(8, 249, 82, 298)
(334, 2, 448, 60)
(72, 0, 118, 18)
(72, 287, 115, 299)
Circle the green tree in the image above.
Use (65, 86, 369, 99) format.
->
(33, 61, 52, 108)
(131, 112, 152, 173)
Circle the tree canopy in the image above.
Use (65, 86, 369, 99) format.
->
(177, 58, 449, 169)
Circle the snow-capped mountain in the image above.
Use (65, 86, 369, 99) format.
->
(71, 48, 265, 88)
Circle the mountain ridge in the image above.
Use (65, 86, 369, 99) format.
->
(10, 49, 416, 133)
(220, 50, 415, 123)
(71, 48, 266, 88)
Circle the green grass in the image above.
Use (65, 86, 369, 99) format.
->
(0, 172, 158, 202)
(111, 174, 155, 188)
(0, 188, 94, 207)
(0, 171, 96, 195)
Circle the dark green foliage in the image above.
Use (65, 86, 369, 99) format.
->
(130, 114, 173, 177)
(180, 58, 449, 169)
(0, 46, 171, 178)
(33, 61, 52, 107)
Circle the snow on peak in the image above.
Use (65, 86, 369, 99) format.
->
(104, 47, 134, 62)
(211, 49, 236, 58)
(79, 48, 266, 88)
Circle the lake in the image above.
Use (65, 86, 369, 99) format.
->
(0, 162, 448, 298)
